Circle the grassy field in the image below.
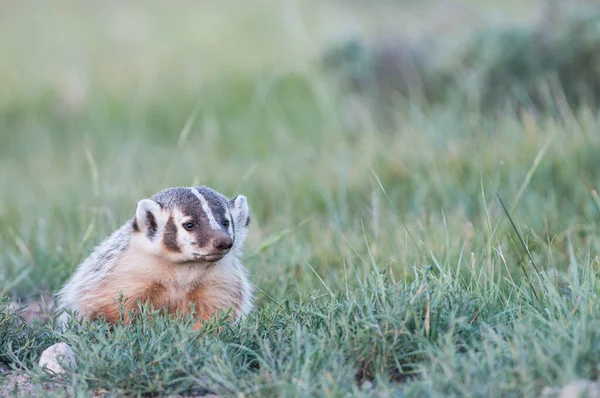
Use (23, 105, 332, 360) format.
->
(3, 1, 600, 396)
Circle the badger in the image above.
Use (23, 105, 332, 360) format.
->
(55, 186, 253, 328)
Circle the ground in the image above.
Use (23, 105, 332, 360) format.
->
(2, 1, 600, 397)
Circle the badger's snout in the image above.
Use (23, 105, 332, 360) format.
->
(212, 235, 233, 251)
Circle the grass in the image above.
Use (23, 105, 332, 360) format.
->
(2, 0, 600, 396)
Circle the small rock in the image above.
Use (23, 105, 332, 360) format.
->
(39, 343, 76, 375)
(560, 380, 600, 398)
(540, 380, 600, 398)
(540, 386, 560, 398)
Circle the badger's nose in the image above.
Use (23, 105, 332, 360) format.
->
(212, 236, 233, 251)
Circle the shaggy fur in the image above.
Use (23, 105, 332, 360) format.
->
(55, 186, 253, 327)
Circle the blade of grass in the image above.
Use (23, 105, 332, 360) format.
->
(497, 192, 543, 302)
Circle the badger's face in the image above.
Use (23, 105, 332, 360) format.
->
(132, 186, 251, 264)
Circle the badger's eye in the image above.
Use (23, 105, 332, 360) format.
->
(183, 222, 195, 231)
(222, 219, 230, 229)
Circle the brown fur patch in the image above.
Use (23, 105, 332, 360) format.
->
(79, 250, 244, 329)
(186, 284, 239, 322)
(80, 273, 155, 325)
(83, 283, 224, 325)
(86, 282, 175, 326)
(141, 282, 167, 302)
(163, 216, 181, 252)
(87, 301, 132, 324)
(186, 286, 218, 320)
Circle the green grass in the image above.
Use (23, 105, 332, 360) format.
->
(2, 1, 600, 396)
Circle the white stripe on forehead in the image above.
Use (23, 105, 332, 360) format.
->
(190, 188, 221, 230)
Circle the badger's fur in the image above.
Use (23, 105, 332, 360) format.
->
(56, 186, 253, 328)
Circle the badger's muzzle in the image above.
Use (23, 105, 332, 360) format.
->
(194, 231, 233, 262)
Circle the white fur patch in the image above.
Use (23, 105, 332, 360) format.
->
(230, 195, 250, 254)
(173, 208, 198, 256)
(191, 188, 220, 230)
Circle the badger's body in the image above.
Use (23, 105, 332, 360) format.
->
(56, 186, 253, 327)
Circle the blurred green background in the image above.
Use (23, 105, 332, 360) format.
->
(1, 0, 599, 302)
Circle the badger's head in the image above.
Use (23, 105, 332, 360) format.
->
(131, 186, 251, 264)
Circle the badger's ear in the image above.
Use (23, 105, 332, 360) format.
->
(230, 195, 250, 228)
(135, 199, 162, 239)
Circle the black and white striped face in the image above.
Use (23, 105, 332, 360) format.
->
(132, 186, 251, 264)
